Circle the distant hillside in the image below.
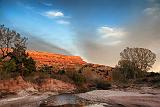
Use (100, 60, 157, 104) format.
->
(27, 50, 86, 71)
(27, 50, 113, 80)
(0, 49, 113, 79)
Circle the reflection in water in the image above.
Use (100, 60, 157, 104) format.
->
(39, 94, 108, 107)
(40, 104, 83, 107)
(1, 94, 110, 107)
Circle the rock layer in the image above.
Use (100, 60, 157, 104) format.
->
(0, 76, 75, 93)
(27, 50, 86, 71)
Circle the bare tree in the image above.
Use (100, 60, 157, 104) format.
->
(0, 25, 15, 57)
(0, 25, 27, 58)
(12, 33, 27, 57)
(0, 25, 31, 77)
(120, 47, 156, 71)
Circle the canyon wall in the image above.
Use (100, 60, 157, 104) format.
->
(28, 51, 86, 71)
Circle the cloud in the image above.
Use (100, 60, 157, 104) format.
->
(106, 40, 122, 46)
(25, 6, 34, 10)
(97, 26, 126, 38)
(16, 1, 34, 10)
(41, 2, 52, 6)
(73, 1, 160, 71)
(123, 1, 160, 72)
(57, 20, 70, 25)
(96, 26, 126, 46)
(143, 0, 160, 19)
(144, 7, 160, 18)
(44, 10, 64, 18)
(27, 36, 72, 55)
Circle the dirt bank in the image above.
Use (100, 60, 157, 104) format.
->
(0, 76, 75, 93)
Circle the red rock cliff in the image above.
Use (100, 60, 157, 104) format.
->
(27, 50, 86, 71)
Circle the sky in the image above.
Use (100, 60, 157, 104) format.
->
(0, 0, 160, 72)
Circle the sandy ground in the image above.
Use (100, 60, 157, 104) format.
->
(77, 90, 160, 107)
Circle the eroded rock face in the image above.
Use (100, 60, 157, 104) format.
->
(27, 51, 86, 71)
(0, 50, 113, 93)
(0, 76, 32, 92)
(37, 78, 75, 92)
(27, 51, 113, 81)
(79, 63, 114, 81)
(0, 76, 75, 93)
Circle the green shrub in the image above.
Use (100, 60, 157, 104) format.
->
(23, 57, 36, 77)
(0, 71, 11, 80)
(50, 74, 73, 83)
(112, 60, 145, 83)
(146, 72, 160, 77)
(66, 71, 86, 85)
(72, 73, 86, 84)
(38, 65, 53, 74)
(33, 76, 46, 85)
(95, 79, 111, 90)
(0, 59, 20, 80)
(58, 70, 65, 75)
(35, 65, 53, 79)
(132, 75, 160, 88)
(2, 59, 16, 73)
(0, 71, 19, 80)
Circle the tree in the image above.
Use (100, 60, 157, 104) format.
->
(23, 57, 36, 77)
(112, 60, 144, 82)
(0, 25, 27, 58)
(120, 47, 156, 71)
(0, 25, 35, 77)
(0, 25, 15, 57)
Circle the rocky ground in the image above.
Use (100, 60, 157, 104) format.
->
(0, 86, 159, 107)
(0, 76, 76, 107)
(0, 95, 46, 107)
(0, 76, 160, 107)
(77, 88, 160, 107)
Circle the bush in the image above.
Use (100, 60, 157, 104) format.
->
(132, 75, 160, 88)
(0, 59, 20, 80)
(146, 72, 160, 77)
(32, 76, 46, 85)
(23, 57, 36, 77)
(112, 60, 145, 83)
(58, 70, 65, 75)
(95, 79, 111, 90)
(50, 74, 73, 83)
(2, 59, 16, 73)
(73, 73, 86, 84)
(66, 71, 86, 85)
(120, 47, 156, 71)
(38, 65, 53, 74)
(34, 65, 54, 79)
(0, 71, 19, 80)
(0, 70, 11, 80)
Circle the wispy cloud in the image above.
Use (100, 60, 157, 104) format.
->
(44, 10, 64, 18)
(25, 5, 34, 10)
(16, 1, 34, 10)
(143, 0, 160, 18)
(42, 2, 53, 6)
(57, 20, 70, 25)
(97, 26, 126, 38)
(144, 7, 160, 17)
(106, 40, 122, 46)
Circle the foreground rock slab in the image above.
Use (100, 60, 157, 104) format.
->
(0, 94, 48, 107)
(77, 90, 160, 107)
